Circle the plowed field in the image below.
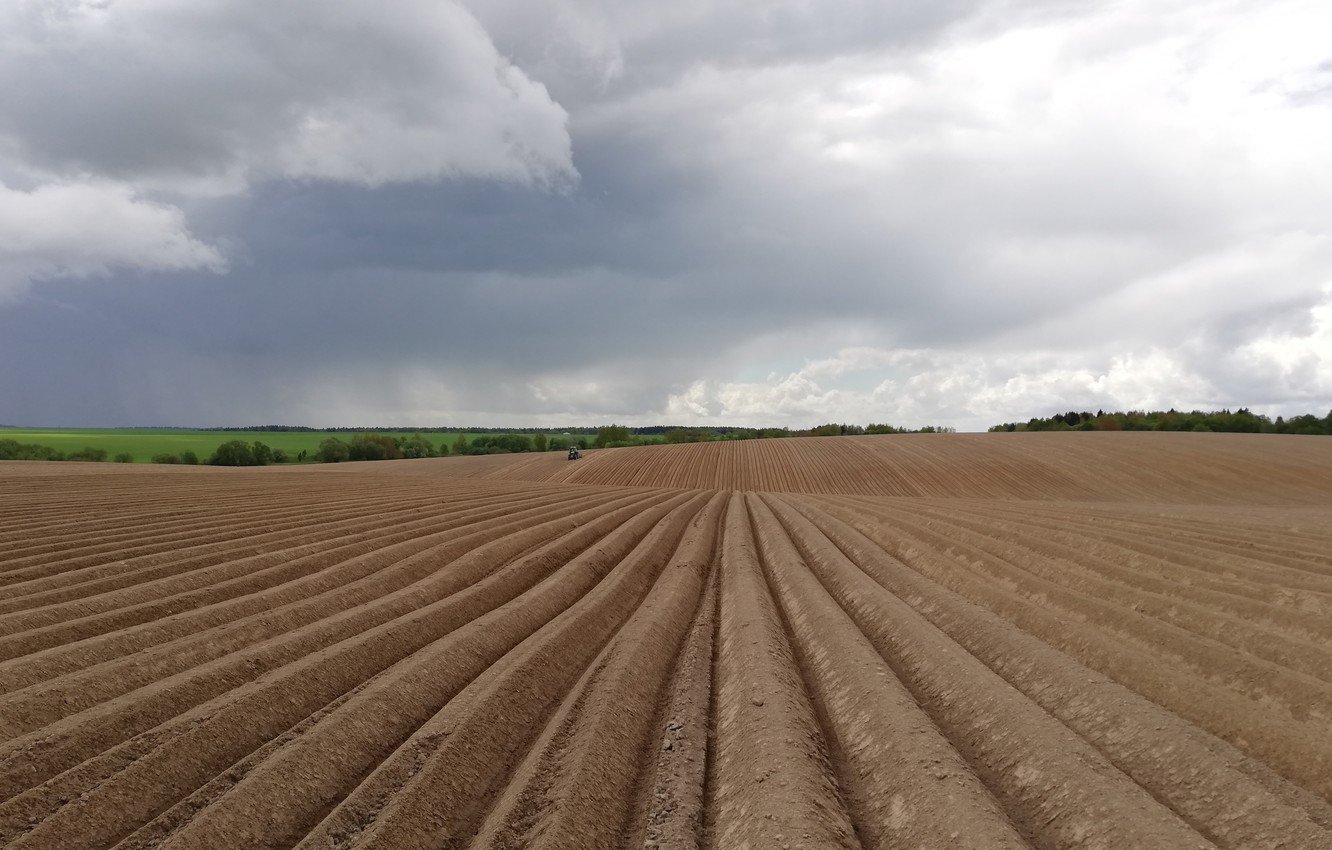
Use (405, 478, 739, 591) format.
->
(3, 433, 1331, 848)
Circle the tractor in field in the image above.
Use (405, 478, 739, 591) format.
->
(567, 446, 581, 461)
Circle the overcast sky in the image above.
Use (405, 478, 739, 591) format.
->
(2, 0, 1329, 430)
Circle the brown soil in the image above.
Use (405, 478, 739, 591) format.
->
(2, 432, 1330, 848)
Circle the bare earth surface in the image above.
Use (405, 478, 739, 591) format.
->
(1, 432, 1330, 848)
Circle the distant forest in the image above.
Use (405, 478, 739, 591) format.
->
(990, 408, 1332, 435)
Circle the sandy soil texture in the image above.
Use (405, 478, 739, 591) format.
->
(2, 432, 1330, 848)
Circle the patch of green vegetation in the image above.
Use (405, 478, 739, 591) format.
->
(0, 428, 524, 463)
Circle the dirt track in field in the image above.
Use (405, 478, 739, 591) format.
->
(2, 433, 1330, 848)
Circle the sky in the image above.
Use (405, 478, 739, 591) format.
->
(2, 0, 1330, 431)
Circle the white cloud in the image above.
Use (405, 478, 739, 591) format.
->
(1222, 286, 1332, 407)
(0, 181, 225, 299)
(662, 318, 1331, 431)
(0, 0, 574, 297)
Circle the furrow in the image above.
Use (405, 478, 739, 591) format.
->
(746, 493, 1027, 849)
(171, 492, 710, 850)
(0, 491, 650, 734)
(777, 494, 1332, 847)
(818, 498, 1332, 729)
(0, 489, 595, 667)
(1, 491, 693, 848)
(475, 492, 725, 849)
(801, 495, 1332, 805)
(759, 495, 1215, 848)
(704, 492, 859, 850)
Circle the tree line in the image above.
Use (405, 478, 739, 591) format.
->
(990, 408, 1332, 435)
(0, 440, 116, 462)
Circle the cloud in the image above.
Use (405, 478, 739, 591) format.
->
(0, 181, 225, 299)
(658, 282, 1332, 430)
(2, 0, 1330, 427)
(0, 0, 573, 298)
(662, 344, 1247, 432)
(0, 0, 574, 194)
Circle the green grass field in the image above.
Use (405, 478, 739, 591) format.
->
(0, 428, 564, 463)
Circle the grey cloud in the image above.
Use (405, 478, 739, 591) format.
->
(465, 0, 1091, 105)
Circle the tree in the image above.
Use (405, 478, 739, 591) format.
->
(469, 433, 531, 454)
(664, 428, 710, 443)
(209, 440, 259, 466)
(452, 433, 469, 455)
(181, 450, 199, 465)
(348, 433, 402, 461)
(865, 423, 904, 435)
(595, 425, 631, 448)
(0, 439, 64, 461)
(532, 432, 548, 452)
(250, 442, 274, 465)
(113, 452, 134, 463)
(397, 433, 435, 459)
(315, 438, 350, 463)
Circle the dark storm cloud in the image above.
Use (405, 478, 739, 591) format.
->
(1, 0, 1330, 428)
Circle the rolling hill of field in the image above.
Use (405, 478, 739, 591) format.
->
(347, 431, 1332, 504)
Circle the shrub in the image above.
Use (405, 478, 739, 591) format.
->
(0, 439, 66, 460)
(396, 433, 435, 459)
(865, 424, 904, 435)
(209, 440, 260, 466)
(181, 450, 199, 465)
(66, 447, 108, 462)
(151, 453, 181, 464)
(594, 425, 631, 448)
(315, 438, 350, 463)
(113, 452, 134, 463)
(468, 434, 532, 454)
(348, 433, 402, 461)
(664, 428, 711, 443)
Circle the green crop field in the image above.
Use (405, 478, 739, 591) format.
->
(0, 428, 562, 463)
